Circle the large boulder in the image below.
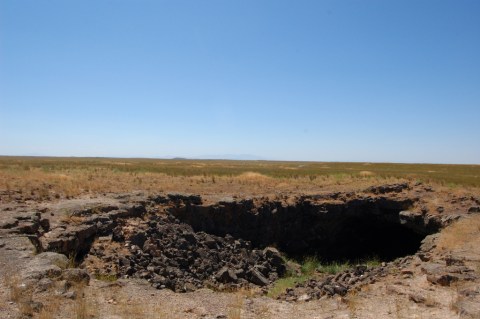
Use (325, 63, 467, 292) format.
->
(21, 252, 69, 281)
(62, 268, 90, 284)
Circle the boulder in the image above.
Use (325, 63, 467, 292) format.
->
(62, 268, 90, 284)
(468, 206, 480, 213)
(215, 267, 238, 283)
(249, 268, 269, 286)
(427, 273, 458, 286)
(21, 252, 68, 281)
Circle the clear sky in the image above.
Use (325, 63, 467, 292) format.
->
(1, 1, 479, 164)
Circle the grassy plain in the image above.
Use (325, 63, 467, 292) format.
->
(0, 156, 478, 201)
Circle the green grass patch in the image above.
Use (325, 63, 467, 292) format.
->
(317, 256, 381, 275)
(267, 275, 309, 298)
(300, 256, 321, 275)
(268, 256, 320, 298)
(317, 261, 351, 275)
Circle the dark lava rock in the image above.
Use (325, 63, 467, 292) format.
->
(249, 268, 270, 286)
(89, 213, 285, 292)
(365, 183, 409, 194)
(215, 267, 238, 283)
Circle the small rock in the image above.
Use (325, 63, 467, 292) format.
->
(323, 285, 335, 296)
(468, 206, 480, 213)
(386, 285, 407, 295)
(30, 301, 44, 312)
(421, 263, 444, 275)
(427, 274, 458, 286)
(62, 268, 90, 284)
(63, 291, 77, 299)
(55, 280, 70, 294)
(0, 218, 19, 229)
(35, 278, 54, 292)
(409, 293, 426, 303)
(333, 284, 348, 296)
(184, 282, 196, 292)
(354, 265, 367, 275)
(297, 294, 311, 302)
(417, 253, 431, 262)
(445, 256, 465, 266)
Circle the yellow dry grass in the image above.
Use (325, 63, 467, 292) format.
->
(0, 163, 405, 202)
(238, 171, 271, 181)
(436, 215, 480, 251)
(1, 156, 479, 203)
(358, 170, 375, 177)
(227, 293, 244, 319)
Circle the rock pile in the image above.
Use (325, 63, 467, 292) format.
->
(278, 264, 388, 302)
(87, 214, 286, 292)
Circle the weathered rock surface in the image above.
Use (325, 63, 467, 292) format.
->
(21, 252, 69, 281)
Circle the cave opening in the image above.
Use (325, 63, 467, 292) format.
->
(171, 198, 433, 267)
(281, 214, 426, 264)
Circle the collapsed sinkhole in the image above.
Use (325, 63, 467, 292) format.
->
(62, 195, 439, 293)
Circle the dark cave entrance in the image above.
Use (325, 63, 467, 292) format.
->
(171, 198, 434, 266)
(282, 214, 426, 263)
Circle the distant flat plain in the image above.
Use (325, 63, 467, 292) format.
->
(0, 156, 478, 201)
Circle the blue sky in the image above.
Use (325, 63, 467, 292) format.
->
(1, 1, 479, 163)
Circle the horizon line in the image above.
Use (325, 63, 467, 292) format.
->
(0, 154, 478, 166)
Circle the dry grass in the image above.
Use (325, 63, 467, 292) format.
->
(226, 288, 263, 319)
(4, 274, 37, 317)
(227, 293, 244, 319)
(71, 286, 98, 319)
(436, 215, 480, 251)
(345, 290, 362, 318)
(6, 275, 23, 303)
(37, 297, 61, 319)
(74, 295, 86, 319)
(112, 301, 173, 319)
(0, 157, 479, 203)
(105, 289, 174, 319)
(3, 277, 95, 319)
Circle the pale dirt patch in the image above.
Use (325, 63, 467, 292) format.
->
(358, 171, 375, 177)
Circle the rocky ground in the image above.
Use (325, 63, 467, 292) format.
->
(1, 182, 480, 318)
